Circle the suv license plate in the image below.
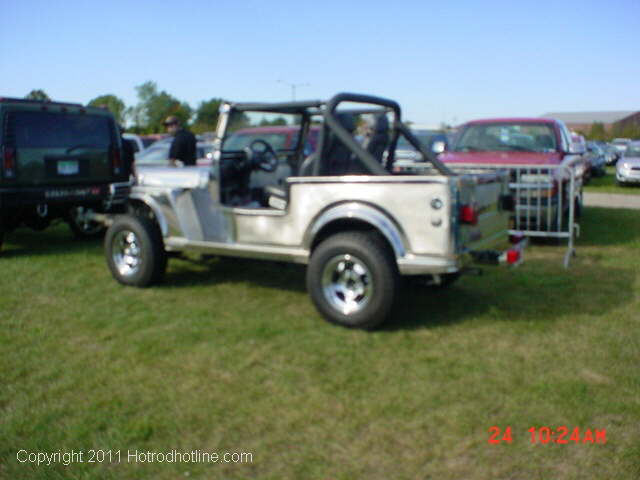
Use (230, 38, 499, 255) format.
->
(58, 160, 79, 175)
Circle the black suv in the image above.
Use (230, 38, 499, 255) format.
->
(0, 97, 131, 249)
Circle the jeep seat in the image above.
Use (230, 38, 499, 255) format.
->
(318, 112, 357, 175)
(263, 113, 357, 209)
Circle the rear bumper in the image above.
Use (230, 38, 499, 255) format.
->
(0, 181, 131, 209)
(398, 239, 526, 275)
(616, 169, 640, 183)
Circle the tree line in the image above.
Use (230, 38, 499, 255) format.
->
(25, 87, 640, 140)
(25, 83, 223, 134)
(578, 121, 640, 142)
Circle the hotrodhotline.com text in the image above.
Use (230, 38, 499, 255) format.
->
(16, 449, 253, 466)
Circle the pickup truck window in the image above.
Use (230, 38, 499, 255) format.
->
(454, 123, 557, 153)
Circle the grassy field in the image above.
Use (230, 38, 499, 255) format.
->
(1, 207, 639, 479)
(584, 167, 640, 195)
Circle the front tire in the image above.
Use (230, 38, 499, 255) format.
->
(105, 215, 167, 287)
(307, 231, 398, 329)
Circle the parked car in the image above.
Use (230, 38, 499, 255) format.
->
(595, 141, 619, 166)
(585, 141, 607, 177)
(439, 118, 586, 233)
(612, 138, 632, 158)
(100, 93, 521, 329)
(135, 141, 215, 167)
(616, 141, 640, 186)
(122, 133, 146, 158)
(0, 97, 130, 249)
(392, 127, 449, 172)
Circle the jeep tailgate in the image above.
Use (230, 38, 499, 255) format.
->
(454, 171, 511, 253)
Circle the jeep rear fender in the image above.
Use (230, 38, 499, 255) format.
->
(305, 201, 407, 258)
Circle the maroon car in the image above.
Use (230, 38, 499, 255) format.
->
(441, 117, 586, 231)
(224, 125, 320, 155)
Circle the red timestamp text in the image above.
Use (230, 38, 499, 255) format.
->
(488, 426, 607, 445)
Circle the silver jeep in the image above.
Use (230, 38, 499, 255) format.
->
(103, 93, 519, 329)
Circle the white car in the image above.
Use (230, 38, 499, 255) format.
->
(135, 141, 215, 167)
(122, 133, 146, 158)
(616, 141, 640, 186)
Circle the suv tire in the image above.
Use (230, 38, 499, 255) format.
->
(67, 207, 107, 239)
(307, 231, 398, 329)
(105, 215, 167, 287)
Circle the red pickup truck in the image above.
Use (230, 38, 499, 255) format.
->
(440, 117, 586, 232)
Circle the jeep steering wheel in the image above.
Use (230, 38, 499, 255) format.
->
(246, 139, 279, 172)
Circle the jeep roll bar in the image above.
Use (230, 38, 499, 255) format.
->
(319, 93, 454, 176)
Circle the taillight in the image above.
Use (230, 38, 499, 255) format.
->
(459, 204, 478, 225)
(2, 146, 16, 178)
(506, 249, 520, 264)
(111, 146, 122, 175)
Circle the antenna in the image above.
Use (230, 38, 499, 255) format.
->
(277, 79, 310, 101)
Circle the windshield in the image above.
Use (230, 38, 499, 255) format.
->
(454, 123, 557, 153)
(136, 143, 212, 165)
(9, 111, 113, 148)
(612, 139, 630, 146)
(135, 145, 169, 164)
(625, 146, 640, 157)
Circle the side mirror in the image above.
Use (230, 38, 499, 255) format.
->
(432, 141, 446, 154)
(568, 142, 585, 155)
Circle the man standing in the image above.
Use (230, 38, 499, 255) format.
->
(164, 115, 197, 166)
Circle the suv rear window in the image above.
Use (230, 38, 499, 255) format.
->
(7, 111, 114, 148)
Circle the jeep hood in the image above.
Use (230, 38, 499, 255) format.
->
(135, 165, 212, 189)
(441, 151, 563, 166)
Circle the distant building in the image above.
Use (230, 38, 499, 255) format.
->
(541, 111, 640, 133)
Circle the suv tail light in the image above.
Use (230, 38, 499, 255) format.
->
(2, 146, 16, 178)
(459, 204, 478, 225)
(111, 146, 122, 175)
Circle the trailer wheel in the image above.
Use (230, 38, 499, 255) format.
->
(307, 231, 398, 330)
(105, 214, 167, 287)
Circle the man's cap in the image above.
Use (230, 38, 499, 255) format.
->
(163, 115, 180, 126)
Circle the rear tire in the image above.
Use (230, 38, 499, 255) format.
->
(307, 231, 398, 329)
(105, 214, 167, 287)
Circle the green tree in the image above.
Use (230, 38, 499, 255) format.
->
(88, 94, 126, 124)
(25, 89, 50, 101)
(193, 98, 224, 133)
(587, 122, 606, 141)
(127, 81, 192, 133)
(259, 116, 287, 126)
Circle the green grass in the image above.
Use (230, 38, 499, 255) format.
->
(584, 167, 640, 195)
(2, 209, 640, 479)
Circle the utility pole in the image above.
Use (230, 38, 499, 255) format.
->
(277, 79, 310, 101)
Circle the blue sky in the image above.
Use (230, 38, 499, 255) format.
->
(2, 0, 639, 125)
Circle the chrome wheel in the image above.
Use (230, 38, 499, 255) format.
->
(321, 253, 372, 315)
(112, 230, 142, 277)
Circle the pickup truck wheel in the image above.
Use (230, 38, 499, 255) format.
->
(105, 215, 166, 287)
(67, 207, 106, 239)
(307, 232, 398, 329)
